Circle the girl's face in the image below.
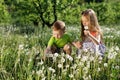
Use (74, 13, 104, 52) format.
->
(81, 16, 90, 28)
(52, 30, 64, 39)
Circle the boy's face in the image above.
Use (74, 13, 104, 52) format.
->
(52, 30, 64, 39)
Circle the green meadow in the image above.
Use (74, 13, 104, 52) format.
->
(0, 25, 119, 80)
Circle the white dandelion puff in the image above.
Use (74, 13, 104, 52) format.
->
(58, 64, 62, 68)
(104, 63, 108, 67)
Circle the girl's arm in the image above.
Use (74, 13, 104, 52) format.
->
(84, 30, 100, 45)
(72, 41, 82, 49)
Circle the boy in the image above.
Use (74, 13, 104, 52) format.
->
(44, 20, 72, 56)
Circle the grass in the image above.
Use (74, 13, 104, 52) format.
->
(0, 25, 120, 80)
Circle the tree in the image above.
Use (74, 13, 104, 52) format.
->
(0, 0, 10, 24)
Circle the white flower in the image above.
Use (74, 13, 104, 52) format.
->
(61, 57, 65, 63)
(19, 44, 24, 50)
(81, 56, 88, 62)
(61, 52, 65, 57)
(98, 56, 103, 61)
(108, 52, 117, 59)
(115, 65, 119, 70)
(89, 56, 94, 61)
(86, 61, 90, 68)
(104, 63, 108, 67)
(76, 55, 81, 59)
(66, 54, 70, 59)
(29, 58, 32, 62)
(39, 60, 44, 65)
(66, 64, 70, 68)
(66, 54, 73, 61)
(79, 62, 84, 66)
(83, 67, 88, 74)
(54, 53, 59, 57)
(115, 46, 119, 51)
(83, 48, 88, 52)
(69, 56, 73, 61)
(36, 70, 42, 75)
(48, 67, 55, 73)
(97, 68, 101, 72)
(69, 74, 74, 78)
(53, 57, 56, 62)
(71, 64, 77, 69)
(41, 77, 46, 80)
(46, 53, 53, 57)
(58, 64, 62, 68)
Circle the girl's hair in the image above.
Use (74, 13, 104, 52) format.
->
(80, 9, 103, 41)
(52, 20, 65, 32)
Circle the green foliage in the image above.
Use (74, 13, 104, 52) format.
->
(1, 0, 120, 26)
(0, 0, 11, 24)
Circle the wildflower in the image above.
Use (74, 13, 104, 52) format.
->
(46, 53, 53, 57)
(69, 56, 73, 61)
(29, 58, 32, 62)
(108, 52, 117, 59)
(115, 46, 119, 51)
(66, 64, 69, 68)
(86, 61, 90, 68)
(115, 65, 119, 70)
(83, 48, 88, 52)
(66, 54, 73, 61)
(81, 56, 88, 62)
(18, 44, 24, 50)
(36, 70, 43, 75)
(53, 57, 56, 62)
(48, 67, 55, 73)
(97, 67, 101, 72)
(89, 56, 94, 61)
(76, 54, 81, 59)
(54, 53, 59, 57)
(41, 77, 46, 80)
(83, 67, 88, 74)
(58, 64, 62, 68)
(79, 62, 84, 66)
(98, 56, 103, 61)
(38, 60, 44, 65)
(104, 63, 108, 67)
(61, 57, 65, 63)
(69, 74, 74, 78)
(71, 64, 77, 69)
(61, 52, 65, 57)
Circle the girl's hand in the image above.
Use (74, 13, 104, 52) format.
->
(84, 30, 90, 36)
(72, 41, 82, 49)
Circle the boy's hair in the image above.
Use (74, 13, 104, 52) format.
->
(52, 20, 65, 31)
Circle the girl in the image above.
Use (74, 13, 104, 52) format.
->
(73, 9, 105, 55)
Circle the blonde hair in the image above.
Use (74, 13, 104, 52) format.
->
(52, 20, 65, 32)
(80, 9, 103, 41)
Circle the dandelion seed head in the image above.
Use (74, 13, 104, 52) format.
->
(104, 63, 108, 67)
(69, 74, 74, 78)
(54, 53, 59, 57)
(61, 57, 65, 63)
(58, 64, 62, 68)
(115, 65, 119, 70)
(19, 44, 24, 50)
(36, 70, 43, 75)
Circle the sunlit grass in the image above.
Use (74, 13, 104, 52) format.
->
(0, 25, 120, 80)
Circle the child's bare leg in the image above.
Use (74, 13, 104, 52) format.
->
(63, 44, 72, 55)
